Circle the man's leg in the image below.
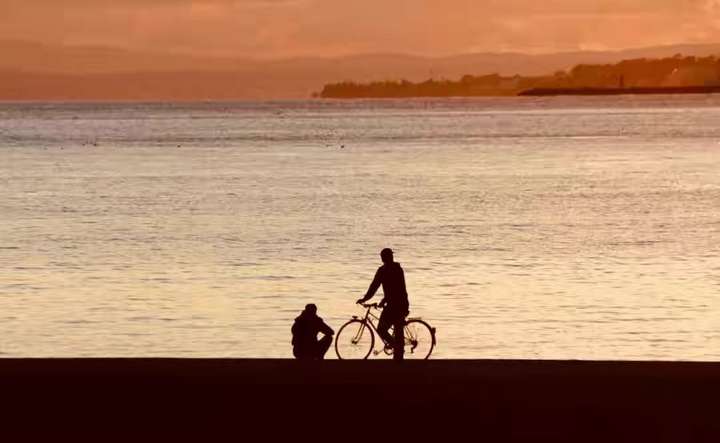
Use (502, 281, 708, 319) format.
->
(376, 309, 395, 346)
(316, 335, 333, 359)
(392, 316, 405, 360)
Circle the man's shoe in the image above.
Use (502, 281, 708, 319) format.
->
(383, 344, 394, 355)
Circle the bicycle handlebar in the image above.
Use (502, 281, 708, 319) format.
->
(360, 302, 380, 309)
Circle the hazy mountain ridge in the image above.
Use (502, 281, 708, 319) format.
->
(321, 55, 720, 98)
(2, 41, 720, 99)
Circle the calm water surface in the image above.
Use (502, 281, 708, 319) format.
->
(0, 96, 719, 358)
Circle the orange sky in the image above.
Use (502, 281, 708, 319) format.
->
(2, 0, 720, 57)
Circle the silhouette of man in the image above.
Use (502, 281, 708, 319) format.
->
(291, 304, 334, 360)
(356, 248, 409, 360)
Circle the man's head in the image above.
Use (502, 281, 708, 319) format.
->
(380, 248, 394, 264)
(303, 303, 317, 316)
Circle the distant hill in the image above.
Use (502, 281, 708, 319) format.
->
(320, 55, 720, 98)
(2, 41, 720, 100)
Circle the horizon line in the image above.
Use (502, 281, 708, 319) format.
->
(4, 39, 720, 62)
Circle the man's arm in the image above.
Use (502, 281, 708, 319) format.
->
(319, 319, 334, 337)
(357, 267, 382, 304)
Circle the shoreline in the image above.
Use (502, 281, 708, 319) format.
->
(519, 86, 720, 96)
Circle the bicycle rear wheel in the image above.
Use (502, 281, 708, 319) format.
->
(335, 319, 375, 360)
(403, 319, 435, 359)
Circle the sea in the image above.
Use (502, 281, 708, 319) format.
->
(0, 96, 719, 359)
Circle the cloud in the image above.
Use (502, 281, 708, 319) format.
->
(1, 0, 718, 56)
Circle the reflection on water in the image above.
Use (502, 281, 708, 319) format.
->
(0, 96, 719, 359)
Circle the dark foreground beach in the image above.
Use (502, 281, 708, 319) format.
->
(1, 359, 718, 441)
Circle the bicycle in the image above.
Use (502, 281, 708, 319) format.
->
(335, 303, 437, 359)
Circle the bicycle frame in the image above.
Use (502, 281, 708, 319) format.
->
(337, 303, 436, 359)
(352, 303, 413, 347)
(351, 305, 382, 342)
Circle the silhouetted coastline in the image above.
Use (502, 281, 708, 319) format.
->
(519, 86, 720, 96)
(319, 54, 720, 98)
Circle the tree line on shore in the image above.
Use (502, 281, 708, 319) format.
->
(318, 55, 720, 98)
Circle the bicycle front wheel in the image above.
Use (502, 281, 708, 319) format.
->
(403, 319, 436, 359)
(335, 319, 375, 360)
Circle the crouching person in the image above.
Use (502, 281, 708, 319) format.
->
(292, 304, 334, 360)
